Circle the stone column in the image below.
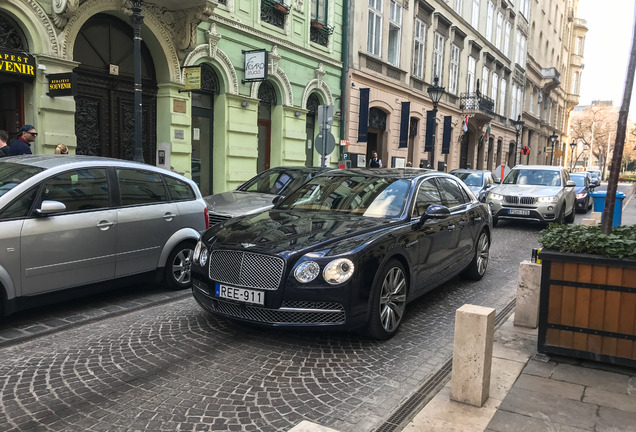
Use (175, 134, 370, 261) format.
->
(450, 304, 496, 407)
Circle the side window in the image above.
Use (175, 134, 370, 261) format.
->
(164, 175, 196, 201)
(117, 169, 167, 206)
(0, 186, 39, 220)
(413, 179, 442, 217)
(436, 177, 468, 208)
(42, 169, 109, 212)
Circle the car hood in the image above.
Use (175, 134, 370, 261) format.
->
(202, 210, 398, 258)
(203, 190, 278, 217)
(490, 184, 563, 197)
(575, 186, 588, 194)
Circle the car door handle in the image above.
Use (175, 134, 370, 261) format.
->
(473, 216, 482, 222)
(163, 212, 176, 221)
(96, 221, 114, 230)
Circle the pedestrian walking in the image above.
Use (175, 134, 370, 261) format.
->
(0, 130, 11, 157)
(9, 124, 37, 155)
(368, 151, 382, 168)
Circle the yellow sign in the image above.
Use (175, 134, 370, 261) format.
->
(183, 66, 202, 91)
(0, 49, 36, 79)
(554, 149, 563, 158)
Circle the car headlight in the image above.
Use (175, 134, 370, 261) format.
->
(294, 261, 320, 283)
(489, 193, 503, 201)
(538, 196, 558, 203)
(193, 240, 203, 262)
(323, 258, 355, 285)
(576, 192, 587, 199)
(198, 247, 209, 267)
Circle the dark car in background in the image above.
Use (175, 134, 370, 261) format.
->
(570, 172, 595, 213)
(449, 169, 497, 202)
(203, 166, 331, 227)
(585, 170, 602, 187)
(0, 155, 208, 316)
(191, 168, 492, 340)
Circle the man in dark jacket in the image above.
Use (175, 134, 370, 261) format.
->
(368, 151, 382, 168)
(0, 130, 11, 157)
(9, 124, 37, 155)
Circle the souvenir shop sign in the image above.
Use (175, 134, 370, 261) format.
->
(0, 49, 36, 79)
(47, 73, 76, 97)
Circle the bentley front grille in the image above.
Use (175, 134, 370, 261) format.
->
(208, 250, 284, 290)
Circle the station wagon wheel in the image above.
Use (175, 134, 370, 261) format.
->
(165, 241, 195, 290)
(462, 230, 490, 281)
(366, 259, 408, 340)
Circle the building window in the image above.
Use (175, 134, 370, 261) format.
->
(310, 0, 332, 46)
(467, 56, 476, 93)
(261, 0, 290, 29)
(496, 12, 503, 50)
(454, 0, 463, 14)
(471, 0, 480, 28)
(520, 0, 530, 19)
(491, 72, 498, 110)
(367, 0, 383, 57)
(504, 21, 511, 56)
(449, 44, 460, 94)
(499, 78, 506, 116)
(511, 84, 518, 119)
(387, 0, 402, 66)
(529, 88, 534, 113)
(516, 86, 523, 119)
(486, 1, 494, 42)
(481, 66, 489, 96)
(575, 36, 584, 55)
(433, 32, 445, 82)
(515, 32, 526, 67)
(572, 71, 580, 93)
(413, 18, 426, 79)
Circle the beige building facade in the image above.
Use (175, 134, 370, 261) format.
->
(342, 0, 585, 176)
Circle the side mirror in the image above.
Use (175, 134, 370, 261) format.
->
(565, 180, 576, 188)
(271, 195, 285, 206)
(419, 204, 451, 224)
(36, 200, 66, 215)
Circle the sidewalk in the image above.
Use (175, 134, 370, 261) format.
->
(403, 184, 636, 432)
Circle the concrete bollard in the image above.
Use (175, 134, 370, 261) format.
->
(590, 211, 602, 224)
(450, 304, 496, 407)
(514, 260, 542, 328)
(581, 218, 598, 226)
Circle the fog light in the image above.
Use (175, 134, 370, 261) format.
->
(547, 206, 553, 211)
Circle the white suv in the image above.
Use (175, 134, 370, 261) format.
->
(486, 165, 576, 227)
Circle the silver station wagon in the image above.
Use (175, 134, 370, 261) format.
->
(0, 155, 208, 315)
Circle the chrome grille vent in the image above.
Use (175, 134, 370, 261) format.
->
(208, 214, 231, 226)
(504, 196, 536, 205)
(208, 250, 284, 290)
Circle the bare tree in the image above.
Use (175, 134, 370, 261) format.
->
(569, 104, 619, 176)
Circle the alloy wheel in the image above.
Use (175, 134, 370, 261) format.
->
(379, 267, 407, 333)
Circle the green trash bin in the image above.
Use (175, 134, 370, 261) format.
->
(590, 191, 626, 227)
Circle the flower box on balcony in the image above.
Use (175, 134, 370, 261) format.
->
(311, 19, 324, 30)
(273, 1, 289, 14)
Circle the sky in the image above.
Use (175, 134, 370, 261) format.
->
(577, 0, 636, 116)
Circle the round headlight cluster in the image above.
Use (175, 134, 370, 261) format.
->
(193, 241, 202, 261)
(294, 261, 320, 283)
(323, 258, 355, 285)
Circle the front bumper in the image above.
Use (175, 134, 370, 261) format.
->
(488, 201, 560, 223)
(192, 277, 349, 327)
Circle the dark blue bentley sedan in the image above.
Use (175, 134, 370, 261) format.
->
(191, 168, 492, 339)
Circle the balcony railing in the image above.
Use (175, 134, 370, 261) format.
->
(459, 92, 494, 114)
(261, 0, 288, 29)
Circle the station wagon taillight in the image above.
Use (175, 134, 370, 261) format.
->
(204, 207, 209, 230)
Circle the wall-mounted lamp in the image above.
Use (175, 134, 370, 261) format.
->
(294, 111, 302, 117)
(241, 101, 249, 108)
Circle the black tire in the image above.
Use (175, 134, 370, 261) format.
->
(366, 259, 408, 340)
(164, 241, 195, 290)
(565, 205, 575, 223)
(492, 217, 499, 227)
(462, 230, 490, 281)
(556, 206, 566, 224)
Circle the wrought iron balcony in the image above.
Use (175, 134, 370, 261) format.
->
(310, 20, 333, 47)
(261, 0, 289, 29)
(459, 92, 494, 115)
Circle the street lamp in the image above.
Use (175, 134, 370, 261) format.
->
(549, 132, 558, 166)
(131, 0, 144, 163)
(570, 141, 577, 171)
(427, 76, 445, 171)
(512, 114, 524, 166)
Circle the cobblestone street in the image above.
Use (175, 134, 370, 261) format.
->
(0, 223, 544, 432)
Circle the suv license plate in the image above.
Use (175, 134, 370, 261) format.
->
(215, 284, 264, 305)
(509, 209, 530, 216)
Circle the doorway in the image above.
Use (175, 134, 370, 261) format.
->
(257, 81, 276, 173)
(192, 92, 213, 195)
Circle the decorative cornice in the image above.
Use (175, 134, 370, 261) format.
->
(51, 0, 82, 29)
(21, 0, 61, 55)
(210, 14, 342, 68)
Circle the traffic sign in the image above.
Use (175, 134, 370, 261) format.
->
(521, 146, 530, 155)
(315, 131, 336, 155)
(554, 149, 563, 158)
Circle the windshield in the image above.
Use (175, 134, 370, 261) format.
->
(571, 175, 586, 187)
(503, 169, 561, 186)
(0, 162, 44, 197)
(452, 172, 483, 187)
(238, 169, 307, 195)
(278, 174, 411, 219)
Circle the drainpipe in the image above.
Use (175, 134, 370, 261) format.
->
(339, 0, 350, 156)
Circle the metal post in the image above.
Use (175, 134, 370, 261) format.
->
(430, 106, 437, 170)
(514, 130, 519, 166)
(321, 105, 328, 167)
(131, 0, 145, 163)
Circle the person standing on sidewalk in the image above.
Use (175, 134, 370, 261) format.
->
(9, 124, 37, 155)
(0, 130, 11, 157)
(368, 151, 382, 168)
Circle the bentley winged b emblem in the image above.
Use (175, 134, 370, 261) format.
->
(241, 243, 256, 249)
